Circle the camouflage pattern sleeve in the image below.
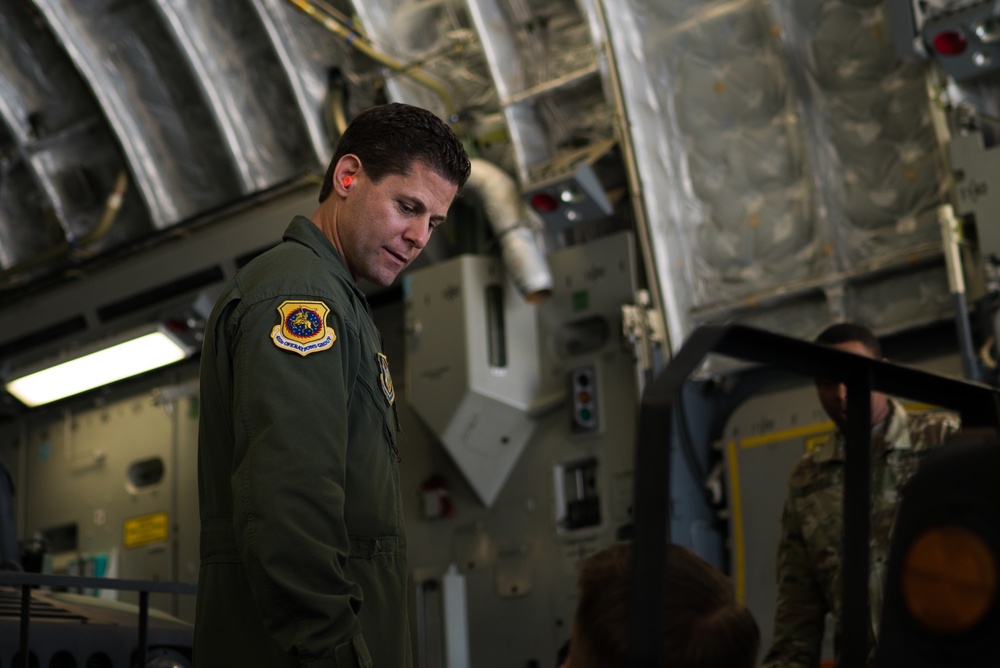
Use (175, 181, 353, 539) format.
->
(762, 485, 827, 668)
(910, 411, 961, 450)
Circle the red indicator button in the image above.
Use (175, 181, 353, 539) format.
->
(530, 192, 560, 213)
(933, 29, 968, 56)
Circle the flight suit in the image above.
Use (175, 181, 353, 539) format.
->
(763, 397, 960, 668)
(195, 217, 410, 667)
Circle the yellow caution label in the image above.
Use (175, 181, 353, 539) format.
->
(123, 512, 169, 549)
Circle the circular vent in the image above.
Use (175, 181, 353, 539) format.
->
(12, 652, 40, 668)
(84, 653, 112, 668)
(125, 457, 165, 494)
(48, 651, 77, 668)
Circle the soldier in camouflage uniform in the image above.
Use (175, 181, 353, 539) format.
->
(762, 323, 960, 668)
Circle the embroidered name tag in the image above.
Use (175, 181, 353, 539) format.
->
(377, 352, 395, 405)
(271, 301, 335, 356)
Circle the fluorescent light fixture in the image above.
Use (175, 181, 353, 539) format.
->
(6, 328, 190, 408)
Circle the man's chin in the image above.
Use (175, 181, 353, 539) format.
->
(365, 270, 400, 289)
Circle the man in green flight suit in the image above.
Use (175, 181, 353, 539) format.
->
(762, 323, 961, 668)
(194, 103, 471, 667)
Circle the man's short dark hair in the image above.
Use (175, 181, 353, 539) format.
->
(815, 322, 882, 358)
(318, 102, 471, 202)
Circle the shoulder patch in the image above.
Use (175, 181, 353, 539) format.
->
(271, 300, 336, 356)
(377, 352, 395, 405)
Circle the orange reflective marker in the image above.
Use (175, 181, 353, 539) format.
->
(901, 524, 998, 634)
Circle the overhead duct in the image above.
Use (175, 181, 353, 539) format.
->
(466, 158, 553, 303)
(0, 1, 153, 270)
(0, 0, 383, 300)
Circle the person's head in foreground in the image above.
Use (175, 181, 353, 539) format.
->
(566, 542, 760, 668)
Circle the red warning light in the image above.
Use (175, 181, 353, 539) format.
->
(165, 318, 188, 334)
(530, 192, 560, 213)
(933, 29, 968, 56)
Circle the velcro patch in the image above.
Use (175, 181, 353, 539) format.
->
(271, 300, 335, 356)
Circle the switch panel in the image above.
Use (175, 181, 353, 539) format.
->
(570, 366, 598, 433)
(555, 457, 602, 532)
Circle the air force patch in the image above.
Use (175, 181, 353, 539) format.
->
(271, 301, 335, 356)
(377, 353, 395, 405)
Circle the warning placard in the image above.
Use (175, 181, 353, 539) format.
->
(123, 512, 169, 549)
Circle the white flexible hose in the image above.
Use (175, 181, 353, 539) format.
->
(467, 158, 553, 301)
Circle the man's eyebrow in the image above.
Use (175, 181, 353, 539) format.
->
(395, 194, 424, 211)
(400, 194, 448, 223)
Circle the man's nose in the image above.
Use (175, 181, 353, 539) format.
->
(404, 219, 430, 249)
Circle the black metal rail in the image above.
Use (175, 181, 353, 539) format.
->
(629, 324, 1000, 667)
(0, 571, 197, 666)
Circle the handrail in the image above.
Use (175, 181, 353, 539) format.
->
(628, 324, 1000, 667)
(0, 571, 197, 666)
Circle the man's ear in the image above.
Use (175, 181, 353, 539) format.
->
(333, 154, 362, 196)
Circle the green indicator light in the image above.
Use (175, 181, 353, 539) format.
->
(572, 290, 589, 312)
(579, 408, 592, 421)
